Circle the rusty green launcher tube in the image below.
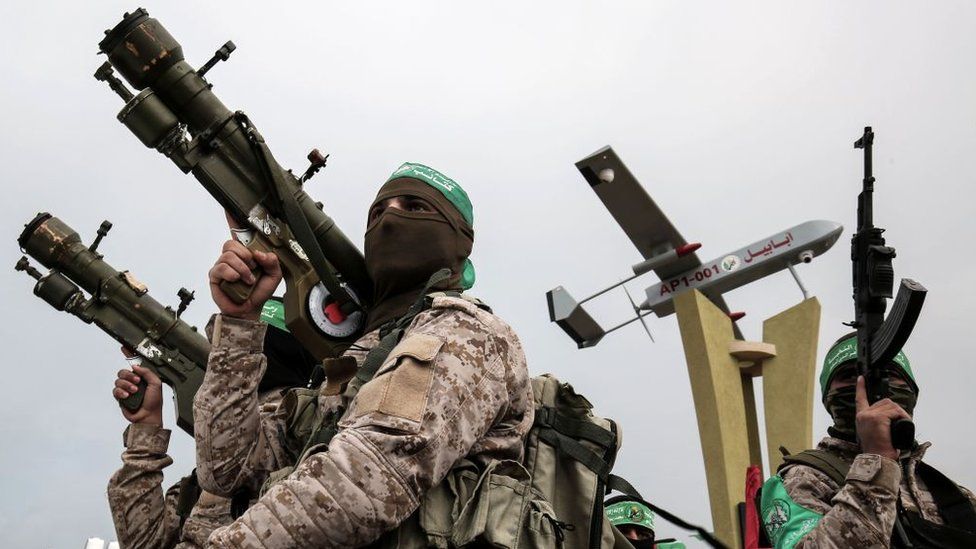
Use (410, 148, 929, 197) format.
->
(18, 213, 208, 434)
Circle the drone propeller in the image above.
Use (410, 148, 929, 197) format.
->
(624, 285, 655, 343)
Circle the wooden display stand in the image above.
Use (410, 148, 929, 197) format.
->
(674, 290, 820, 548)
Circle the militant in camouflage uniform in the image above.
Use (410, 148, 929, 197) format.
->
(761, 335, 976, 548)
(108, 303, 317, 549)
(194, 164, 534, 547)
(108, 418, 233, 548)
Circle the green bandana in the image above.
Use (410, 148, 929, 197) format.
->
(820, 335, 915, 398)
(386, 162, 476, 289)
(606, 500, 655, 531)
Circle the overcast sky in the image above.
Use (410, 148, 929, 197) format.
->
(2, 2, 974, 547)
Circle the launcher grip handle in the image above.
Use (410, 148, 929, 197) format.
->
(219, 271, 261, 305)
(119, 378, 148, 412)
(218, 231, 274, 305)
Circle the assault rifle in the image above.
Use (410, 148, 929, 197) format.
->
(94, 9, 371, 361)
(849, 127, 927, 450)
(17, 213, 207, 435)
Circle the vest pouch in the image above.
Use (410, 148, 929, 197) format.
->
(279, 386, 324, 458)
(450, 460, 564, 548)
(258, 464, 295, 498)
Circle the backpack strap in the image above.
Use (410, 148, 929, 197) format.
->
(535, 408, 618, 449)
(533, 408, 617, 480)
(779, 449, 851, 486)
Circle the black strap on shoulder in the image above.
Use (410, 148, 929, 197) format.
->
(175, 470, 202, 527)
(355, 269, 454, 385)
(779, 449, 850, 486)
(916, 461, 976, 531)
(299, 269, 454, 458)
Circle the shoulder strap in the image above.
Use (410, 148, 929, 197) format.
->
(779, 449, 851, 486)
(175, 470, 202, 527)
(916, 461, 976, 531)
(299, 269, 454, 457)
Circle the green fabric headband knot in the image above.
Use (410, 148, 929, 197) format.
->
(820, 335, 916, 398)
(606, 500, 655, 531)
(386, 162, 476, 290)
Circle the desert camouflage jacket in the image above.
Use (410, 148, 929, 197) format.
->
(761, 436, 976, 548)
(193, 295, 534, 548)
(107, 423, 230, 549)
(108, 388, 286, 548)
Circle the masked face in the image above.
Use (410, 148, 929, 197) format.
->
(364, 202, 460, 298)
(823, 364, 918, 439)
(363, 182, 474, 332)
(616, 524, 655, 549)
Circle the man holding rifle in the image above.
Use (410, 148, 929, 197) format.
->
(194, 164, 534, 547)
(761, 334, 976, 548)
(760, 128, 976, 548)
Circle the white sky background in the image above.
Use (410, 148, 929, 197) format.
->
(1, 1, 974, 546)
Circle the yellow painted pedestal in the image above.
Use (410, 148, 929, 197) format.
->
(674, 290, 820, 548)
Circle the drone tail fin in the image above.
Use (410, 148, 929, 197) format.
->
(546, 286, 606, 348)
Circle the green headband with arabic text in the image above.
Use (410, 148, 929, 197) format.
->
(386, 162, 476, 289)
(606, 500, 655, 531)
(820, 335, 916, 398)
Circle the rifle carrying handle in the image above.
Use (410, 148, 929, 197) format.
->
(119, 378, 148, 412)
(891, 418, 915, 451)
(219, 233, 273, 305)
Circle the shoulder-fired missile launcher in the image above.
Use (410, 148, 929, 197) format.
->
(94, 8, 371, 361)
(17, 212, 207, 435)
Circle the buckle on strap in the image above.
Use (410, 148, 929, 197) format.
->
(533, 407, 617, 449)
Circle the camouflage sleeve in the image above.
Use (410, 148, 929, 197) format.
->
(107, 423, 182, 549)
(178, 491, 234, 548)
(761, 454, 902, 549)
(206, 306, 530, 548)
(193, 315, 289, 496)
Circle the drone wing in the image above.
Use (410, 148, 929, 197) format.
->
(575, 146, 701, 280)
(576, 146, 741, 337)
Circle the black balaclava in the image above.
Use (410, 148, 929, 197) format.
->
(364, 178, 473, 332)
(630, 539, 655, 549)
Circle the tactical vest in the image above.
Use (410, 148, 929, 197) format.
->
(778, 449, 976, 548)
(259, 270, 637, 548)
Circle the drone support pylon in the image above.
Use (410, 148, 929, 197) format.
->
(674, 290, 820, 548)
